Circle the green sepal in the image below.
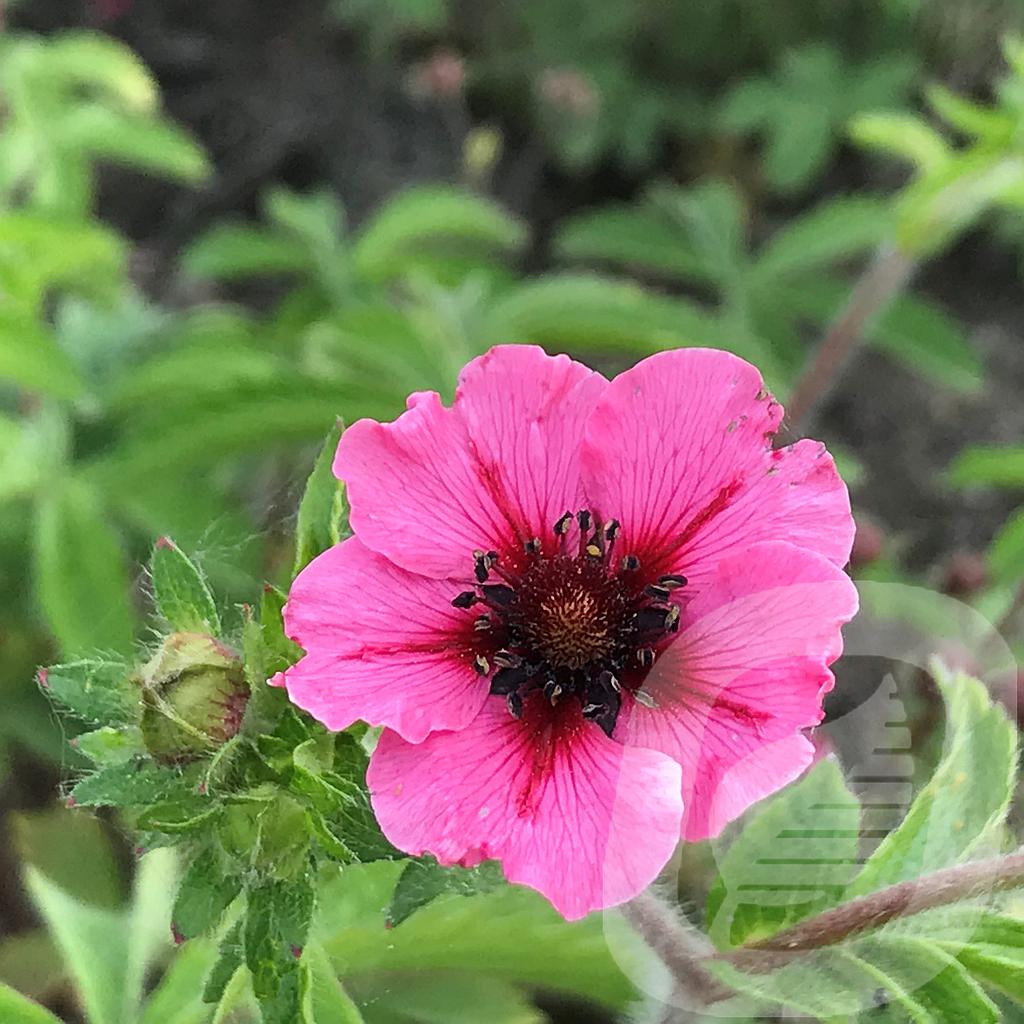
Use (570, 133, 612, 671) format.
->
(72, 725, 143, 765)
(39, 659, 140, 725)
(150, 536, 221, 634)
(293, 420, 348, 577)
(387, 857, 507, 927)
(69, 758, 200, 809)
(172, 845, 242, 940)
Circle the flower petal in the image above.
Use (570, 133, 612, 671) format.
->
(580, 349, 852, 582)
(278, 537, 487, 742)
(614, 541, 857, 841)
(335, 345, 606, 579)
(369, 696, 683, 919)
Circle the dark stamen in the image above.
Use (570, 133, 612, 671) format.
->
(621, 554, 641, 572)
(644, 584, 671, 601)
(473, 655, 490, 675)
(493, 649, 521, 669)
(577, 510, 591, 531)
(481, 583, 515, 607)
(452, 591, 477, 608)
(554, 511, 573, 535)
(637, 648, 655, 668)
(507, 691, 523, 718)
(474, 616, 492, 632)
(524, 538, 541, 555)
(635, 607, 672, 632)
(605, 519, 621, 541)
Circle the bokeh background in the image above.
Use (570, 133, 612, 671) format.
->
(2, 1, 1024, 1021)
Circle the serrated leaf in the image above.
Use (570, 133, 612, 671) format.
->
(305, 945, 365, 1024)
(294, 421, 348, 577)
(70, 758, 199, 808)
(203, 919, 244, 1005)
(847, 663, 1017, 898)
(34, 478, 136, 656)
(754, 197, 889, 280)
(553, 203, 708, 281)
(73, 725, 142, 765)
(245, 873, 316, 1001)
(182, 224, 311, 281)
(151, 537, 221, 634)
(40, 659, 139, 725)
(949, 446, 1024, 489)
(260, 584, 303, 677)
(480, 273, 721, 354)
(172, 846, 241, 940)
(388, 858, 506, 927)
(706, 759, 862, 949)
(353, 185, 525, 283)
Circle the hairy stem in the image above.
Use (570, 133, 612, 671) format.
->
(621, 890, 733, 1007)
(716, 849, 1024, 973)
(784, 245, 916, 433)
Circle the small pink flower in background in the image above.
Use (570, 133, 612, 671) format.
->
(276, 345, 857, 919)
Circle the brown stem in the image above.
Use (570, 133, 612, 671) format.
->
(784, 245, 916, 434)
(621, 890, 733, 1006)
(715, 850, 1024, 973)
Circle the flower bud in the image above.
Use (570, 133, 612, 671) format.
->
(140, 633, 248, 763)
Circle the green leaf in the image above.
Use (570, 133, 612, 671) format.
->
(480, 273, 721, 354)
(553, 203, 708, 281)
(949, 446, 1024, 489)
(989, 506, 1024, 583)
(245, 872, 316, 1001)
(388, 858, 506, 927)
(140, 940, 217, 1024)
(203, 920, 244, 1005)
(754, 196, 889, 280)
(0, 982, 63, 1024)
(353, 185, 526, 283)
(317, 861, 637, 1011)
(850, 111, 952, 173)
(172, 846, 241, 940)
(847, 663, 1018, 898)
(763, 99, 834, 191)
(151, 537, 221, 634)
(39, 659, 139, 725)
(33, 478, 136, 656)
(61, 105, 209, 183)
(39, 30, 158, 111)
(70, 758, 199, 808)
(869, 292, 984, 394)
(182, 224, 312, 281)
(0, 308, 83, 398)
(706, 759, 861, 949)
(711, 935, 999, 1022)
(294, 420, 348, 577)
(23, 866, 128, 1024)
(73, 725, 143, 765)
(305, 945, 365, 1024)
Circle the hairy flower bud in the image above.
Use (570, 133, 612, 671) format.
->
(140, 632, 248, 763)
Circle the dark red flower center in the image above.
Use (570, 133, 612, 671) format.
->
(451, 510, 686, 736)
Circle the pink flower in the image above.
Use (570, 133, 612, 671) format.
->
(277, 346, 857, 919)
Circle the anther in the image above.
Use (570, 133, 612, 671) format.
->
(598, 670, 621, 693)
(637, 648, 655, 668)
(605, 519, 620, 541)
(481, 583, 515, 607)
(644, 584, 671, 601)
(493, 650, 521, 669)
(451, 591, 477, 609)
(474, 615, 492, 632)
(633, 689, 658, 709)
(524, 537, 541, 555)
(473, 553, 489, 583)
(582, 703, 603, 717)
(659, 574, 688, 589)
(621, 554, 641, 572)
(507, 692, 523, 718)
(544, 681, 563, 705)
(554, 511, 573, 535)
(473, 655, 490, 676)
(664, 604, 680, 631)
(585, 543, 603, 558)
(577, 510, 591, 531)
(636, 607, 672, 632)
